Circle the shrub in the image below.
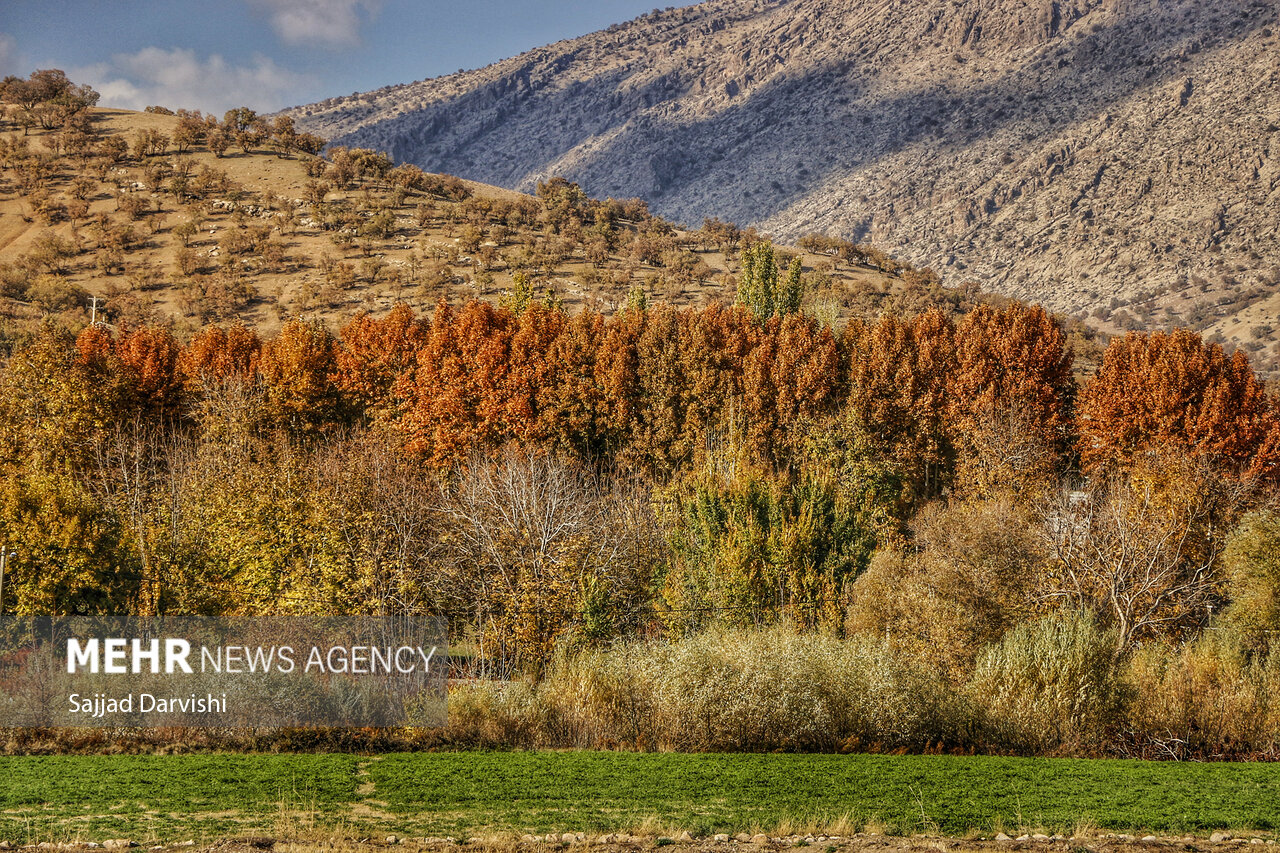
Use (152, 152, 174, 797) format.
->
(1221, 510, 1280, 656)
(1124, 633, 1280, 759)
(968, 611, 1125, 755)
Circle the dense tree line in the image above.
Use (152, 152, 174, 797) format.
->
(1, 297, 1278, 684)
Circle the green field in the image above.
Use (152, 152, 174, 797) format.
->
(1, 752, 1278, 843)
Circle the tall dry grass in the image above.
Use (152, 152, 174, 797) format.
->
(1123, 630, 1280, 759)
(451, 625, 970, 752)
(448, 618, 1280, 757)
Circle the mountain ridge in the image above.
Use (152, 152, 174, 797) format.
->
(287, 0, 1280, 362)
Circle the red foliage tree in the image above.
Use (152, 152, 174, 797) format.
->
(115, 325, 182, 419)
(948, 304, 1074, 493)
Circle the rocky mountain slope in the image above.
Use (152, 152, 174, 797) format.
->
(287, 0, 1280, 358)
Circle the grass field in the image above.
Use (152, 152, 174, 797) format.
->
(1, 752, 1278, 844)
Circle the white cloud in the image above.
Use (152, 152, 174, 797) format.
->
(248, 0, 382, 48)
(75, 48, 312, 115)
(0, 33, 19, 77)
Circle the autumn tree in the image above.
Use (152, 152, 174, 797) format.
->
(848, 497, 1045, 679)
(1040, 452, 1250, 654)
(396, 300, 516, 466)
(0, 70, 99, 132)
(333, 305, 428, 419)
(114, 325, 183, 420)
(438, 445, 662, 676)
(258, 318, 343, 433)
(315, 431, 441, 617)
(1077, 329, 1279, 479)
(948, 303, 1074, 497)
(172, 110, 206, 154)
(1221, 510, 1280, 656)
(536, 177, 589, 233)
(624, 304, 753, 477)
(841, 311, 956, 505)
(528, 310, 622, 461)
(0, 323, 126, 471)
(179, 324, 262, 390)
(741, 312, 840, 464)
(0, 468, 135, 619)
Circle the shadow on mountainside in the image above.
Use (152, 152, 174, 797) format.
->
(330, 0, 1273, 235)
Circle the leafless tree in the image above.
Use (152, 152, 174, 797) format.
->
(1041, 456, 1252, 654)
(437, 444, 664, 676)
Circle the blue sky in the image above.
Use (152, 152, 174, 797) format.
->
(1, 0, 670, 114)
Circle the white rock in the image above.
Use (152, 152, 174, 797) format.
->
(995, 834, 1013, 843)
(1213, 834, 1233, 844)
(561, 834, 576, 844)
(1143, 837, 1158, 843)
(1032, 835, 1050, 841)
(1016, 836, 1031, 842)
(679, 833, 695, 843)
(386, 837, 399, 845)
(752, 835, 770, 845)
(714, 835, 730, 843)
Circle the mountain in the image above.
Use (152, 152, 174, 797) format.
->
(287, 0, 1280, 358)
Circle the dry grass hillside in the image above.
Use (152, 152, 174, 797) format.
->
(0, 106, 1016, 343)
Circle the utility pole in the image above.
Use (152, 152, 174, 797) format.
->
(0, 547, 14, 629)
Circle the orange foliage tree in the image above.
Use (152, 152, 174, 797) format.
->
(841, 311, 956, 502)
(396, 300, 516, 465)
(333, 304, 428, 419)
(948, 304, 1074, 495)
(114, 325, 182, 419)
(1078, 329, 1280, 480)
(178, 323, 262, 390)
(742, 312, 840, 465)
(258, 318, 342, 433)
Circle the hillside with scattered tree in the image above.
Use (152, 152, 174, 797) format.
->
(0, 78, 990, 345)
